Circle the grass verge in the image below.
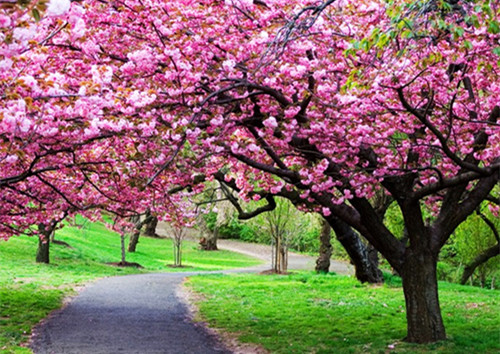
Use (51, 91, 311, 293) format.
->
(0, 220, 262, 353)
(186, 272, 500, 353)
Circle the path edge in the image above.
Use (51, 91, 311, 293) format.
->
(27, 280, 94, 353)
(177, 278, 269, 354)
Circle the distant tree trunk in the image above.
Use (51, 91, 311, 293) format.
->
(271, 236, 288, 273)
(316, 219, 332, 273)
(128, 215, 142, 252)
(128, 229, 141, 252)
(173, 238, 182, 266)
(280, 243, 287, 273)
(144, 215, 158, 237)
(460, 243, 499, 285)
(120, 233, 127, 264)
(200, 229, 219, 250)
(171, 226, 184, 267)
(36, 223, 55, 264)
(36, 215, 68, 263)
(327, 216, 383, 283)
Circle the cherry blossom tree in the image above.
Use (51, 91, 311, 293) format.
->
(0, 0, 193, 240)
(1, 0, 499, 344)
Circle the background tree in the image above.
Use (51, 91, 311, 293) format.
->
(248, 197, 307, 273)
(315, 218, 332, 273)
(143, 210, 159, 237)
(170, 225, 185, 267)
(456, 200, 500, 287)
(198, 182, 236, 251)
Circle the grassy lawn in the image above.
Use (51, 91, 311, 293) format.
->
(0, 220, 262, 353)
(187, 272, 500, 354)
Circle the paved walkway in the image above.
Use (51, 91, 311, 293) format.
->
(31, 273, 230, 354)
(30, 229, 353, 353)
(216, 238, 353, 275)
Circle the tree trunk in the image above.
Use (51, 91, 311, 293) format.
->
(200, 229, 218, 251)
(400, 250, 446, 343)
(366, 243, 380, 274)
(120, 233, 127, 264)
(173, 241, 182, 266)
(128, 215, 142, 253)
(128, 229, 141, 252)
(280, 244, 288, 273)
(36, 225, 51, 264)
(316, 219, 332, 273)
(460, 243, 499, 285)
(144, 215, 158, 237)
(327, 216, 383, 283)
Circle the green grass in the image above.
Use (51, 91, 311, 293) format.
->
(187, 272, 500, 353)
(0, 219, 262, 353)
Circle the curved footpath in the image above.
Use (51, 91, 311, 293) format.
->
(30, 240, 353, 354)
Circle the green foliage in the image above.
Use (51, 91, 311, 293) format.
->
(204, 212, 257, 241)
(384, 202, 405, 240)
(187, 272, 500, 353)
(288, 227, 320, 253)
(449, 206, 499, 288)
(0, 219, 262, 352)
(203, 212, 217, 231)
(436, 261, 463, 284)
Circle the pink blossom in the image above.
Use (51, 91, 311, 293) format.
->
(0, 15, 11, 28)
(47, 0, 71, 16)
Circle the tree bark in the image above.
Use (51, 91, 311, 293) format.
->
(327, 216, 383, 283)
(200, 229, 218, 251)
(144, 215, 158, 237)
(460, 243, 499, 285)
(316, 218, 332, 273)
(280, 243, 288, 273)
(128, 229, 141, 252)
(128, 215, 142, 252)
(36, 223, 52, 264)
(400, 250, 446, 343)
(120, 233, 127, 264)
(366, 243, 380, 274)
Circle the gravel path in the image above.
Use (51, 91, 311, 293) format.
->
(30, 231, 353, 353)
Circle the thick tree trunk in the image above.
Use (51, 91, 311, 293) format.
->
(144, 215, 158, 237)
(460, 243, 499, 285)
(316, 218, 332, 273)
(327, 216, 383, 283)
(36, 223, 52, 264)
(366, 243, 380, 273)
(400, 250, 446, 343)
(200, 229, 218, 251)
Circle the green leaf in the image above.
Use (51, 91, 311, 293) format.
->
(32, 8, 41, 22)
(493, 47, 500, 56)
(488, 20, 500, 34)
(463, 40, 473, 50)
